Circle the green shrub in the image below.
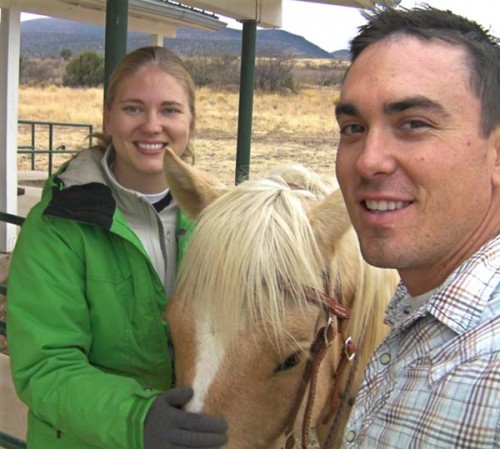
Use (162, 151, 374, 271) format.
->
(63, 51, 104, 87)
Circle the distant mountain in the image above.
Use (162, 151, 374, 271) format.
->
(330, 49, 351, 60)
(20, 18, 348, 59)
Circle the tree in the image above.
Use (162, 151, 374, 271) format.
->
(185, 54, 239, 88)
(254, 49, 296, 93)
(60, 48, 72, 61)
(63, 51, 104, 87)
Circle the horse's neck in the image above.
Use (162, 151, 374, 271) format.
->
(331, 230, 393, 357)
(318, 235, 396, 448)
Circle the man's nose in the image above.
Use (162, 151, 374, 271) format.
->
(356, 129, 397, 178)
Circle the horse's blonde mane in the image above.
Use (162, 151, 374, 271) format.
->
(175, 165, 396, 351)
(329, 229, 395, 364)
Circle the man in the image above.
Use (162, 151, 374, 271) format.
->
(335, 6, 500, 448)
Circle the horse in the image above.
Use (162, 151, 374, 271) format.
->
(163, 148, 399, 449)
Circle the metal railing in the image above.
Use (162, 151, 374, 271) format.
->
(18, 119, 93, 176)
(0, 431, 25, 449)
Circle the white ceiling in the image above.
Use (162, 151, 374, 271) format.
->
(1, 0, 402, 30)
(0, 0, 226, 35)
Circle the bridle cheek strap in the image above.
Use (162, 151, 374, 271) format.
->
(283, 285, 354, 449)
(283, 315, 336, 449)
(322, 335, 357, 425)
(300, 318, 337, 449)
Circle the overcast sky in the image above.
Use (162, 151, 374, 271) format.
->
(20, 0, 500, 53)
(241, 0, 500, 52)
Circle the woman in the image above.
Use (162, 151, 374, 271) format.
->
(7, 47, 227, 449)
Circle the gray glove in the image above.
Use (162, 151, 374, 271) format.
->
(144, 386, 228, 449)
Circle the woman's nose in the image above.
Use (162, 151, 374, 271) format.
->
(141, 112, 162, 133)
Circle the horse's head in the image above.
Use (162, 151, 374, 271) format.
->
(164, 148, 398, 448)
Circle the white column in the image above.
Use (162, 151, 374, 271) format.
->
(148, 23, 176, 47)
(150, 33, 164, 47)
(0, 8, 21, 252)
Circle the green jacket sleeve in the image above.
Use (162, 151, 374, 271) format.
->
(7, 204, 158, 449)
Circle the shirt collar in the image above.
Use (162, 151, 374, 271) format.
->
(386, 235, 500, 334)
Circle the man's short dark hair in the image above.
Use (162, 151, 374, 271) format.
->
(349, 5, 500, 136)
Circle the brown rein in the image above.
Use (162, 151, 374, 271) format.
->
(282, 282, 355, 449)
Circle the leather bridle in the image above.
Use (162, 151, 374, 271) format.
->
(281, 277, 356, 449)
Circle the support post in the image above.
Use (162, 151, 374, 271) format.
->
(104, 0, 129, 103)
(0, 8, 21, 252)
(235, 21, 257, 185)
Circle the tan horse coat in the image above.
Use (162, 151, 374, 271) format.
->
(163, 148, 399, 448)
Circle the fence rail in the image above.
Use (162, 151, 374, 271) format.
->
(0, 431, 25, 449)
(0, 213, 25, 228)
(18, 119, 93, 176)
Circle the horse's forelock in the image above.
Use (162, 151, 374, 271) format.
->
(175, 176, 327, 346)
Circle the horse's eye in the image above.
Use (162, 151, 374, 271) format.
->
(275, 351, 302, 373)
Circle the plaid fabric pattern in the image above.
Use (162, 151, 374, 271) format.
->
(342, 235, 500, 448)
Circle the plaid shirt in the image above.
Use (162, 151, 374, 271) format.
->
(342, 235, 500, 448)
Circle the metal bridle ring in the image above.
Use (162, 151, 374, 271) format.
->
(344, 336, 356, 361)
(323, 316, 335, 346)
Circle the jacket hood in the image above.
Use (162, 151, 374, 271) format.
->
(57, 147, 107, 188)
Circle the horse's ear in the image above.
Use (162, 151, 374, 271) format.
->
(309, 189, 352, 260)
(164, 147, 228, 219)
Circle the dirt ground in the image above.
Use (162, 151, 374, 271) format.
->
(195, 131, 338, 184)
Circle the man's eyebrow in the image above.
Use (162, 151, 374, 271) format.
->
(383, 96, 446, 115)
(335, 96, 447, 119)
(335, 102, 358, 118)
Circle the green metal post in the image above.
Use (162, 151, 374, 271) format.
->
(48, 124, 53, 176)
(235, 21, 257, 185)
(104, 0, 129, 103)
(30, 122, 35, 170)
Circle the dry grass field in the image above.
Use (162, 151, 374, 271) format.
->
(17, 85, 341, 184)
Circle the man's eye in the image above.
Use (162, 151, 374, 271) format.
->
(339, 123, 365, 135)
(401, 120, 431, 131)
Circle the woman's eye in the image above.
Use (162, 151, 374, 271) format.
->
(162, 107, 180, 115)
(339, 123, 365, 136)
(275, 351, 302, 373)
(123, 106, 141, 114)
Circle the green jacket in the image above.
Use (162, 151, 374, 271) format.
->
(7, 162, 194, 449)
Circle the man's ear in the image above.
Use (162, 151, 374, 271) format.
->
(490, 126, 500, 187)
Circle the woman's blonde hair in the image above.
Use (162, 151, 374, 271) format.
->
(94, 46, 196, 163)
